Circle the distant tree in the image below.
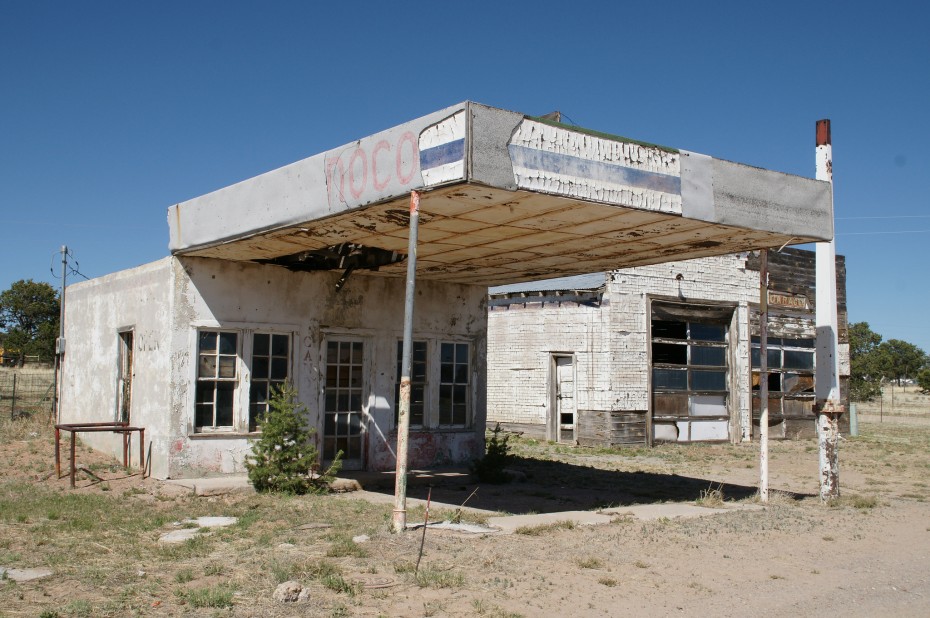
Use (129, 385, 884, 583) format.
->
(874, 339, 927, 386)
(848, 322, 883, 401)
(917, 367, 930, 393)
(0, 280, 60, 364)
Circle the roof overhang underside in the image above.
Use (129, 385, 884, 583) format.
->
(168, 102, 833, 287)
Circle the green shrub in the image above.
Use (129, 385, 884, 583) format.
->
(470, 423, 513, 484)
(245, 382, 341, 494)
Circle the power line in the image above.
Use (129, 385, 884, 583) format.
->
(836, 215, 930, 220)
(837, 229, 930, 236)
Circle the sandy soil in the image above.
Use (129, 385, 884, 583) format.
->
(2, 414, 930, 617)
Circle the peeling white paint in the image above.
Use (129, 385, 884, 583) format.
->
(508, 119, 682, 214)
(420, 111, 465, 187)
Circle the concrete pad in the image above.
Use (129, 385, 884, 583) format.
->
(601, 502, 764, 521)
(184, 516, 238, 528)
(484, 502, 763, 534)
(411, 521, 500, 535)
(487, 511, 613, 534)
(338, 489, 498, 516)
(163, 475, 254, 496)
(0, 566, 53, 582)
(158, 528, 202, 544)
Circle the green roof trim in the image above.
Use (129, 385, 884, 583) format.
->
(527, 115, 680, 154)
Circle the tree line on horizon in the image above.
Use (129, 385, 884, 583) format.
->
(0, 279, 59, 366)
(849, 322, 930, 400)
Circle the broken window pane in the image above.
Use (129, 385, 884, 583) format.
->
(653, 342, 687, 365)
(653, 320, 687, 340)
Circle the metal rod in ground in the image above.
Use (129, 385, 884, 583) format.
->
(415, 487, 432, 575)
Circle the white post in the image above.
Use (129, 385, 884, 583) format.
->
(759, 249, 769, 503)
(815, 119, 843, 501)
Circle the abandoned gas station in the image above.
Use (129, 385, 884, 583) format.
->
(59, 102, 843, 522)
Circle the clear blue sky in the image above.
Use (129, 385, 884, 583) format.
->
(2, 1, 928, 354)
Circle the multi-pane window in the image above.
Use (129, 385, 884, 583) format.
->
(395, 340, 427, 427)
(195, 331, 238, 430)
(193, 329, 292, 433)
(751, 336, 815, 419)
(249, 333, 290, 431)
(652, 319, 729, 442)
(324, 341, 364, 462)
(439, 342, 469, 426)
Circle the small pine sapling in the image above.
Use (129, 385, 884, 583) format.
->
(470, 423, 513, 483)
(245, 382, 341, 494)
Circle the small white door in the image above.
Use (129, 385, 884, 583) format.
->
(117, 331, 134, 423)
(554, 356, 576, 443)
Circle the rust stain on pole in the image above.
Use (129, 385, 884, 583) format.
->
(816, 119, 831, 147)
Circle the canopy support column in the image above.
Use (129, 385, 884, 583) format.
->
(758, 249, 769, 503)
(815, 119, 843, 502)
(392, 190, 421, 533)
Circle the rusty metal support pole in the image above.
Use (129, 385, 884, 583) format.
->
(139, 428, 145, 476)
(759, 249, 770, 503)
(54, 426, 61, 478)
(815, 119, 843, 502)
(69, 430, 76, 489)
(392, 190, 420, 534)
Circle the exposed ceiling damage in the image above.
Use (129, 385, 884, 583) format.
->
(168, 102, 833, 287)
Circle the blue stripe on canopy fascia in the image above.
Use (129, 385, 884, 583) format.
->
(419, 138, 465, 170)
(509, 144, 681, 195)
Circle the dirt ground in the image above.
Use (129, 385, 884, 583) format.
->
(1, 405, 930, 617)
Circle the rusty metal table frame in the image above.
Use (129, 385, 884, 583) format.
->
(54, 422, 146, 488)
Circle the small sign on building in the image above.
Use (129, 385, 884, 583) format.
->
(768, 290, 809, 310)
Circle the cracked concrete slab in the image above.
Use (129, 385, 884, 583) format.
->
(0, 567, 53, 582)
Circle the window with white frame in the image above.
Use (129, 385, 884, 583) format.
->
(439, 342, 470, 427)
(195, 331, 238, 431)
(391, 339, 472, 429)
(193, 329, 291, 433)
(395, 340, 427, 427)
(249, 333, 290, 431)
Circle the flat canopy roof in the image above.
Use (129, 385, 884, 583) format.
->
(168, 102, 832, 286)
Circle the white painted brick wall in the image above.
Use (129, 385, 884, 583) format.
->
(488, 253, 765, 440)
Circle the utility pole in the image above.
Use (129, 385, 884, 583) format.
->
(53, 246, 67, 424)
